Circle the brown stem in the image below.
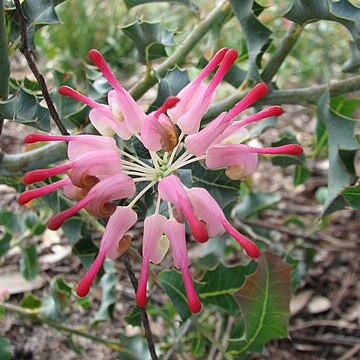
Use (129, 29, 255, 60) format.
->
(13, 0, 68, 135)
(121, 252, 158, 360)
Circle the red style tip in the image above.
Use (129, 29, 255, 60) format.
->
(224, 48, 238, 64)
(188, 297, 202, 313)
(284, 144, 303, 155)
(24, 134, 47, 143)
(88, 49, 103, 64)
(250, 144, 303, 155)
(253, 82, 269, 97)
(191, 221, 209, 243)
(244, 242, 260, 258)
(76, 277, 91, 297)
(269, 105, 284, 117)
(58, 85, 74, 97)
(154, 96, 180, 118)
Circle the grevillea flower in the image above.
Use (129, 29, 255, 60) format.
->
(19, 49, 303, 313)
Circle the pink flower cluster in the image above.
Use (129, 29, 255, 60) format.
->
(19, 49, 302, 313)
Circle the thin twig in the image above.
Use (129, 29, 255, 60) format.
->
(13, 0, 68, 135)
(290, 334, 360, 346)
(121, 252, 158, 360)
(239, 217, 357, 249)
(261, 23, 304, 83)
(0, 0, 10, 138)
(338, 345, 360, 360)
(163, 319, 192, 360)
(204, 74, 360, 121)
(289, 320, 360, 332)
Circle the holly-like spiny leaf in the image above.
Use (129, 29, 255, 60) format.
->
(317, 91, 359, 215)
(149, 66, 190, 112)
(159, 262, 257, 321)
(0, 88, 51, 131)
(285, 0, 360, 49)
(186, 161, 240, 210)
(341, 184, 360, 210)
(229, 0, 272, 82)
(121, 20, 175, 64)
(6, 0, 65, 49)
(228, 251, 291, 355)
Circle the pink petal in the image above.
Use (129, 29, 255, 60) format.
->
(142, 215, 168, 264)
(89, 108, 132, 140)
(164, 220, 201, 313)
(137, 214, 169, 307)
(69, 149, 122, 188)
(140, 115, 164, 151)
(205, 144, 258, 179)
(67, 135, 117, 161)
(163, 220, 188, 269)
(99, 207, 138, 259)
(184, 112, 227, 156)
(187, 187, 225, 237)
(108, 90, 145, 134)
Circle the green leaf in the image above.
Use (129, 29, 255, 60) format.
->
(228, 251, 291, 355)
(235, 191, 281, 218)
(93, 262, 117, 323)
(159, 270, 192, 321)
(0, 233, 11, 257)
(186, 162, 240, 210)
(285, 0, 360, 48)
(331, 96, 360, 118)
(41, 278, 72, 320)
(123, 0, 197, 11)
(149, 67, 190, 112)
(8, 0, 65, 49)
(230, 0, 272, 81)
(341, 184, 360, 209)
(20, 244, 39, 281)
(294, 164, 311, 186)
(159, 262, 257, 320)
(125, 306, 142, 327)
(342, 41, 360, 73)
(317, 91, 359, 215)
(122, 20, 175, 64)
(20, 294, 42, 309)
(198, 262, 256, 315)
(0, 88, 51, 131)
(0, 337, 12, 360)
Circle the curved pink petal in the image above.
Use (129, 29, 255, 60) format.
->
(108, 90, 145, 134)
(69, 148, 122, 188)
(136, 214, 168, 307)
(164, 220, 201, 313)
(187, 187, 225, 238)
(67, 135, 117, 161)
(100, 206, 138, 259)
(184, 112, 227, 156)
(205, 144, 258, 179)
(89, 108, 132, 140)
